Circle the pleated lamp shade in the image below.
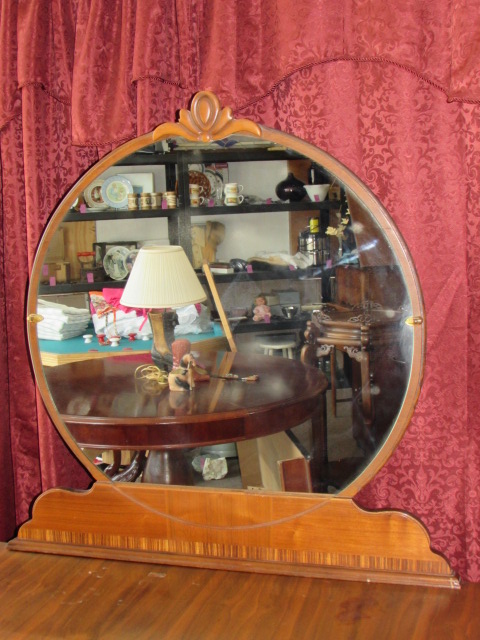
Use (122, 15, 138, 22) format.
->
(120, 246, 206, 309)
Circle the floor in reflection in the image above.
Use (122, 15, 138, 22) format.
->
(187, 387, 361, 493)
(189, 454, 243, 490)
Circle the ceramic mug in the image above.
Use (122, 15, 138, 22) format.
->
(224, 193, 244, 206)
(139, 193, 152, 210)
(224, 183, 243, 196)
(128, 193, 139, 210)
(190, 195, 205, 207)
(164, 191, 177, 208)
(189, 183, 200, 196)
(189, 184, 205, 207)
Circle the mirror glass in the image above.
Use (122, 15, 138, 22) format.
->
(32, 127, 419, 495)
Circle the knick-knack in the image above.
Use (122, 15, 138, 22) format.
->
(275, 173, 307, 202)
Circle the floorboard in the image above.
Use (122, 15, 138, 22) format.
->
(1, 543, 478, 639)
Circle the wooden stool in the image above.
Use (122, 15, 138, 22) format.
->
(258, 336, 296, 359)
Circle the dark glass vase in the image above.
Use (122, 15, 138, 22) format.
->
(275, 173, 307, 202)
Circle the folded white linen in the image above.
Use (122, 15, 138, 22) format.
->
(38, 326, 90, 340)
(40, 318, 90, 331)
(37, 299, 91, 320)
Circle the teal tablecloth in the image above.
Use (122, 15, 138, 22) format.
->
(39, 330, 222, 356)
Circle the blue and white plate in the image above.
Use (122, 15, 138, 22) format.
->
(101, 175, 133, 209)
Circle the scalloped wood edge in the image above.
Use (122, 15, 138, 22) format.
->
(10, 483, 459, 588)
(153, 90, 262, 142)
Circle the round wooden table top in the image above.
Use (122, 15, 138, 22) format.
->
(43, 351, 327, 450)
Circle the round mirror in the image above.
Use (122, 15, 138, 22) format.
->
(27, 92, 424, 498)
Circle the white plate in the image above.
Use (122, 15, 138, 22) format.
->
(101, 175, 133, 209)
(84, 180, 107, 209)
(204, 169, 224, 195)
(117, 172, 154, 195)
(103, 246, 130, 280)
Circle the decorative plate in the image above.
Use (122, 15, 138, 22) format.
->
(204, 169, 224, 196)
(189, 170, 211, 199)
(84, 180, 107, 209)
(123, 249, 139, 274)
(103, 246, 130, 280)
(116, 172, 155, 195)
(101, 175, 134, 209)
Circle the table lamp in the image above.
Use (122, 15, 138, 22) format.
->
(120, 245, 207, 370)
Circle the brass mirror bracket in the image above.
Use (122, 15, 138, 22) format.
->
(406, 316, 424, 325)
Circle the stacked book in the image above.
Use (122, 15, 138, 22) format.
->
(37, 299, 91, 341)
(207, 262, 234, 274)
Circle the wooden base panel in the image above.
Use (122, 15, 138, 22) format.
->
(10, 482, 458, 588)
(8, 539, 459, 589)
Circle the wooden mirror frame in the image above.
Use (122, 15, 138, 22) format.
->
(10, 92, 458, 588)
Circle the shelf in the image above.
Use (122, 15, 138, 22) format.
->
(38, 268, 328, 295)
(38, 280, 129, 295)
(230, 314, 310, 334)
(189, 201, 338, 216)
(116, 146, 307, 166)
(51, 146, 342, 296)
(198, 269, 326, 283)
(64, 208, 172, 222)
(63, 200, 338, 222)
(176, 147, 306, 163)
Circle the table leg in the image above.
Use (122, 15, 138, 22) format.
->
(142, 450, 194, 485)
(103, 451, 121, 478)
(112, 451, 146, 482)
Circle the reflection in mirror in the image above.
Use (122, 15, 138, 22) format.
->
(35, 131, 413, 495)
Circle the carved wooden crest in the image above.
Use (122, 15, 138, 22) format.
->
(153, 91, 261, 142)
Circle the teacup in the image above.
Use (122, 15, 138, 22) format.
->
(224, 183, 244, 196)
(224, 193, 245, 206)
(189, 184, 205, 207)
(190, 195, 205, 207)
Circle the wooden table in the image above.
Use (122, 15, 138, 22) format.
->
(303, 304, 405, 452)
(0, 543, 477, 639)
(44, 351, 328, 486)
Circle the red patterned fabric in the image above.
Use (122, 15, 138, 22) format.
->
(241, 62, 477, 581)
(1, 0, 480, 580)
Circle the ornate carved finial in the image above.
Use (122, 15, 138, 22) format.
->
(153, 91, 261, 143)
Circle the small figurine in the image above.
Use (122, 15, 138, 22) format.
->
(168, 339, 210, 391)
(253, 294, 271, 322)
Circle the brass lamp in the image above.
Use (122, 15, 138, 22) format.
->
(120, 245, 207, 370)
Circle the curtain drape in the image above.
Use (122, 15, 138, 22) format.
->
(1, 0, 479, 580)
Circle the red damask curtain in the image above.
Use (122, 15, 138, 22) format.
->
(1, 0, 479, 580)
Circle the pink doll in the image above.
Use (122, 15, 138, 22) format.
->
(253, 294, 271, 322)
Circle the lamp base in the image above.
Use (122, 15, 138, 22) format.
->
(148, 310, 177, 371)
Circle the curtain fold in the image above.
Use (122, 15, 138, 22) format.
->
(17, 0, 76, 103)
(1, 0, 480, 581)
(0, 110, 42, 533)
(0, 0, 20, 129)
(4, 1, 480, 140)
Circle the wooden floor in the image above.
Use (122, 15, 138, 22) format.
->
(0, 543, 478, 639)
